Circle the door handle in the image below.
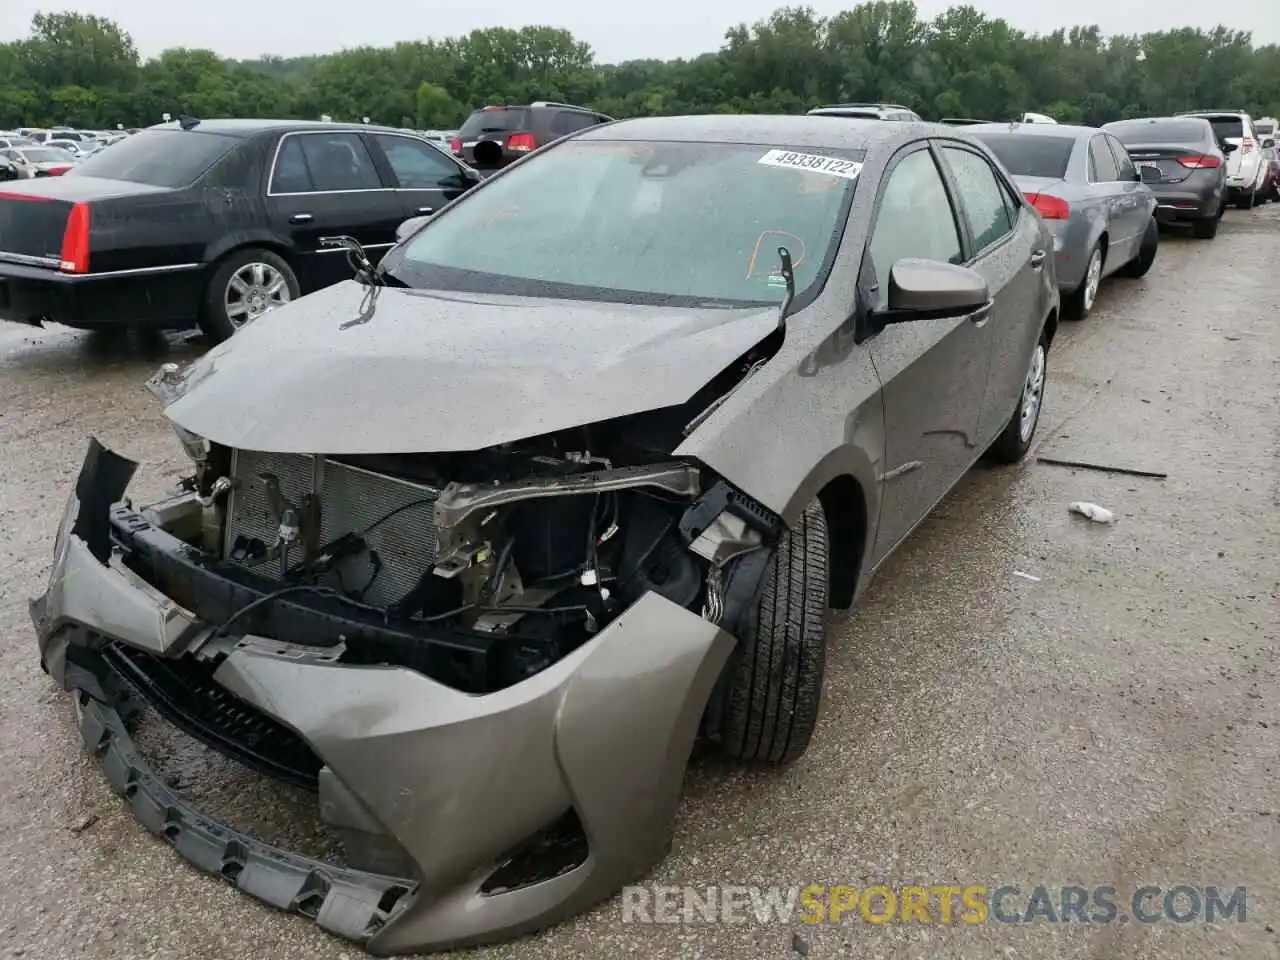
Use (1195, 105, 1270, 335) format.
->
(290, 213, 313, 224)
(417, 206, 434, 215)
(1030, 249, 1047, 269)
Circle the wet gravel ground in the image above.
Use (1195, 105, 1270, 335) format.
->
(1, 207, 1278, 960)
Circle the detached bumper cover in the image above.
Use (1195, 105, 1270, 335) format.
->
(32, 441, 736, 954)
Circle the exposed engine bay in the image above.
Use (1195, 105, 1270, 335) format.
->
(139, 347, 784, 696)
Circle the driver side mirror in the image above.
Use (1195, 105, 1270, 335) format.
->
(395, 215, 431, 242)
(1264, 138, 1276, 149)
(868, 259, 990, 330)
(1221, 141, 1238, 154)
(1138, 164, 1161, 184)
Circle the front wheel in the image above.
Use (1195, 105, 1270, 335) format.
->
(1120, 217, 1158, 277)
(199, 248, 299, 343)
(986, 328, 1048, 464)
(718, 500, 829, 765)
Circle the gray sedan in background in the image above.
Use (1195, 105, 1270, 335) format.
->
(968, 122, 1159, 319)
(1102, 116, 1227, 239)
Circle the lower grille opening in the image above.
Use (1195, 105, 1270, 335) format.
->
(103, 642, 323, 789)
(481, 809, 589, 894)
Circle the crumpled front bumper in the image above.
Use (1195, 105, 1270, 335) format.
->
(32, 441, 736, 954)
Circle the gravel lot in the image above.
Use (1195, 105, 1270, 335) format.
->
(1, 207, 1278, 960)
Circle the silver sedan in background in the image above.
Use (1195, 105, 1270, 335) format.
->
(968, 122, 1159, 319)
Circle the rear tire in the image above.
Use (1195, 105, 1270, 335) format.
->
(1192, 215, 1220, 239)
(199, 248, 299, 344)
(987, 327, 1049, 464)
(719, 500, 829, 765)
(1063, 243, 1103, 320)
(1120, 217, 1158, 277)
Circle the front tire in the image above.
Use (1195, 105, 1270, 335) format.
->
(987, 327, 1049, 463)
(199, 248, 299, 343)
(719, 500, 829, 765)
(1120, 217, 1158, 277)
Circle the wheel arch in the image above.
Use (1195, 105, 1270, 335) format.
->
(816, 473, 868, 610)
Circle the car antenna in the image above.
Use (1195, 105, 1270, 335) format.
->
(177, 115, 200, 131)
(775, 245, 796, 330)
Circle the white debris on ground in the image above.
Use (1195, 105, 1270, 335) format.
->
(1068, 501, 1115, 524)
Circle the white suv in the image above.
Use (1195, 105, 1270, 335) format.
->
(1177, 110, 1270, 208)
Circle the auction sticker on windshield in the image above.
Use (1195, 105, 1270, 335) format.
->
(758, 149, 863, 179)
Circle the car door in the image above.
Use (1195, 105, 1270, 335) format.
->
(862, 144, 993, 563)
(366, 132, 475, 222)
(263, 130, 404, 291)
(1105, 134, 1154, 249)
(936, 142, 1045, 445)
(1087, 134, 1138, 269)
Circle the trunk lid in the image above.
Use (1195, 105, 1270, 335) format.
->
(1117, 143, 1212, 184)
(0, 176, 169, 268)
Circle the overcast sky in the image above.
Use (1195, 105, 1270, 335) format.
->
(2, 0, 1276, 62)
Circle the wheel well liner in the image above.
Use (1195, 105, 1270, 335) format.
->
(816, 474, 866, 609)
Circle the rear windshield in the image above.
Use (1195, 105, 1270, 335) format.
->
(1257, 121, 1276, 137)
(969, 133, 1074, 178)
(1107, 120, 1208, 145)
(66, 128, 239, 187)
(1191, 115, 1245, 140)
(459, 108, 532, 138)
(383, 139, 863, 308)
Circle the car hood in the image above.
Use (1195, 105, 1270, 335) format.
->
(165, 281, 778, 454)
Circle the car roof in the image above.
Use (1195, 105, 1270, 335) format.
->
(965, 122, 1094, 141)
(577, 114, 936, 150)
(144, 118, 417, 139)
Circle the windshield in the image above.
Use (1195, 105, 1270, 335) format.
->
(1108, 120, 1209, 145)
(21, 147, 75, 163)
(68, 128, 239, 187)
(459, 108, 532, 138)
(969, 133, 1075, 178)
(383, 139, 862, 307)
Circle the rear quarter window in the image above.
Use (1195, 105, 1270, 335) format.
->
(67, 129, 240, 187)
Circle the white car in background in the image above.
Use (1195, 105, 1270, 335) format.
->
(1177, 110, 1270, 209)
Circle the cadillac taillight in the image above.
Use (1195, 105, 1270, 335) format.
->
(59, 202, 90, 274)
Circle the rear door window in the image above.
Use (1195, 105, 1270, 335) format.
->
(549, 111, 599, 136)
(940, 145, 1013, 252)
(285, 132, 383, 193)
(66, 128, 240, 187)
(1088, 136, 1120, 181)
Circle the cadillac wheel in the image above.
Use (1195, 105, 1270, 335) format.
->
(200, 248, 299, 342)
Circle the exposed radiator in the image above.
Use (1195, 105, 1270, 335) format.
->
(223, 450, 440, 608)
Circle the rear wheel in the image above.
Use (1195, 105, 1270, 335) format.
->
(987, 327, 1049, 464)
(718, 500, 829, 765)
(199, 248, 299, 343)
(1120, 217, 1158, 277)
(1063, 243, 1103, 320)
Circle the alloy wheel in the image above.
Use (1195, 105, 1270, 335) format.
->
(224, 261, 291, 328)
(1018, 343, 1046, 443)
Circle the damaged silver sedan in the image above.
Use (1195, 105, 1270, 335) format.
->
(31, 115, 1059, 954)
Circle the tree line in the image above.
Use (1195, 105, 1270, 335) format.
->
(1, 5, 1277, 132)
